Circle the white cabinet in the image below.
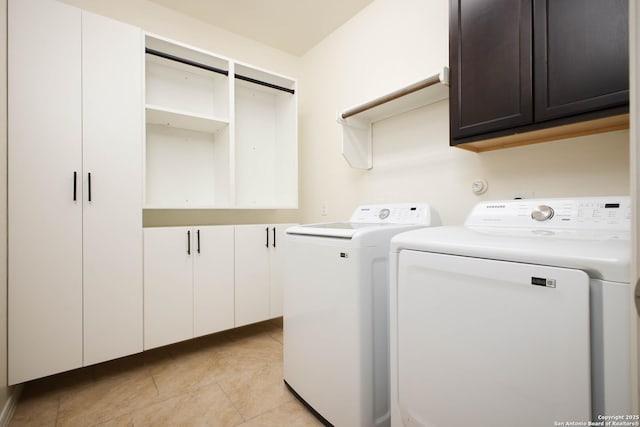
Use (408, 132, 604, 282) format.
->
(193, 227, 235, 337)
(234, 224, 294, 326)
(8, 0, 83, 386)
(269, 225, 290, 318)
(143, 227, 193, 349)
(143, 35, 297, 209)
(81, 11, 144, 368)
(234, 226, 271, 326)
(8, 0, 143, 385)
(144, 226, 234, 350)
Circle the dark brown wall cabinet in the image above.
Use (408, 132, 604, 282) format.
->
(449, 0, 629, 150)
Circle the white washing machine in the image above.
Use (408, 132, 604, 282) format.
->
(283, 204, 441, 427)
(389, 197, 632, 427)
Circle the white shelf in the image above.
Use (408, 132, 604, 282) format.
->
(338, 67, 449, 170)
(146, 104, 229, 133)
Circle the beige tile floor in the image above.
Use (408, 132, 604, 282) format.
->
(9, 319, 323, 427)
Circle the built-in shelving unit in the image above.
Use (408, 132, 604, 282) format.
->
(337, 67, 449, 170)
(143, 34, 297, 209)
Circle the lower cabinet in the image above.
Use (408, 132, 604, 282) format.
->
(234, 224, 294, 326)
(193, 227, 235, 337)
(143, 226, 234, 350)
(268, 226, 290, 318)
(144, 223, 292, 349)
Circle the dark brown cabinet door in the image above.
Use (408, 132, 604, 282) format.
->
(449, 0, 532, 140)
(534, 0, 629, 122)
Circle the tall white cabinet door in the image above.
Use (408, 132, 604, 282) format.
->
(82, 12, 144, 366)
(269, 224, 294, 318)
(8, 0, 83, 385)
(234, 225, 270, 327)
(193, 226, 235, 337)
(144, 227, 193, 349)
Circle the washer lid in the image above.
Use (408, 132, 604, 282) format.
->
(287, 222, 406, 239)
(391, 226, 630, 283)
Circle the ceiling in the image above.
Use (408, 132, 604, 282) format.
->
(147, 0, 374, 56)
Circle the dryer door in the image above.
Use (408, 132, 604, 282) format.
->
(395, 250, 590, 427)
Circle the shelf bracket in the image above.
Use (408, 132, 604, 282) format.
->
(337, 115, 372, 169)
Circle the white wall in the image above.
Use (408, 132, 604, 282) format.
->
(298, 0, 629, 225)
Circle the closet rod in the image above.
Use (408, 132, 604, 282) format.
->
(341, 74, 442, 119)
(145, 48, 294, 95)
(145, 48, 229, 76)
(235, 74, 295, 95)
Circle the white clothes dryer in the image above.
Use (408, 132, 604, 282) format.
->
(389, 197, 631, 427)
(284, 204, 440, 427)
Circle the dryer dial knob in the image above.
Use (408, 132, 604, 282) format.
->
(531, 205, 554, 221)
(379, 208, 391, 219)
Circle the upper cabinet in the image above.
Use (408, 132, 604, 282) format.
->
(533, 1, 629, 121)
(450, 0, 533, 141)
(144, 35, 298, 209)
(449, 0, 629, 151)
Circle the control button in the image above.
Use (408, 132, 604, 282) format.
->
(531, 205, 555, 221)
(379, 208, 390, 219)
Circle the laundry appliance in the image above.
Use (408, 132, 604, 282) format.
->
(389, 196, 631, 427)
(283, 203, 440, 427)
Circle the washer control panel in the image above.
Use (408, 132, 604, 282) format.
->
(350, 203, 436, 225)
(465, 196, 631, 230)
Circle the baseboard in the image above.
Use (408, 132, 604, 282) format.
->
(0, 384, 23, 427)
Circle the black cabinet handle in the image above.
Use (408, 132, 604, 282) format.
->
(87, 173, 92, 202)
(197, 229, 201, 254)
(265, 227, 269, 248)
(187, 230, 191, 255)
(272, 227, 276, 248)
(73, 171, 77, 201)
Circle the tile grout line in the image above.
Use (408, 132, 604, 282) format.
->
(214, 381, 247, 424)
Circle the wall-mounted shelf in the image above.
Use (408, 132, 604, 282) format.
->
(337, 67, 449, 170)
(146, 105, 229, 133)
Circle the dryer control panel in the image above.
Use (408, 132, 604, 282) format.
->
(465, 196, 631, 231)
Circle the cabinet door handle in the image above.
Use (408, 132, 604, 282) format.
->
(187, 230, 191, 255)
(265, 227, 269, 248)
(87, 172, 92, 202)
(73, 171, 77, 201)
(197, 229, 201, 254)
(272, 227, 276, 248)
